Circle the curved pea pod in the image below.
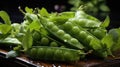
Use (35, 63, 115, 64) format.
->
(26, 46, 85, 62)
(38, 15, 84, 50)
(61, 21, 107, 58)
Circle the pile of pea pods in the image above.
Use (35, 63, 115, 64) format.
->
(0, 7, 120, 62)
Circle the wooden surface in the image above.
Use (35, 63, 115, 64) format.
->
(0, 49, 120, 67)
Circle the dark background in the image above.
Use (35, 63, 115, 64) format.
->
(0, 0, 120, 29)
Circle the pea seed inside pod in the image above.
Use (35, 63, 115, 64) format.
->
(51, 26, 59, 32)
(76, 19, 86, 26)
(79, 31, 87, 39)
(40, 37, 49, 46)
(28, 48, 37, 58)
(36, 48, 46, 59)
(71, 26, 80, 34)
(63, 21, 73, 30)
(70, 38, 79, 44)
(56, 30, 65, 36)
(53, 49, 64, 61)
(63, 51, 75, 61)
(63, 34, 71, 42)
(46, 22, 54, 28)
(45, 48, 54, 60)
(85, 35, 94, 43)
(50, 42, 58, 47)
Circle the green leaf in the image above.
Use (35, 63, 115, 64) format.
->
(90, 38, 102, 50)
(101, 34, 113, 49)
(112, 37, 120, 52)
(101, 34, 113, 56)
(0, 37, 21, 45)
(40, 27, 48, 36)
(27, 20, 41, 32)
(0, 11, 11, 25)
(101, 16, 110, 28)
(25, 7, 33, 13)
(0, 33, 10, 40)
(108, 28, 120, 51)
(108, 28, 120, 42)
(22, 30, 33, 51)
(39, 8, 49, 17)
(0, 24, 12, 34)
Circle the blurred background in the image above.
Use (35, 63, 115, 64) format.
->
(0, 0, 120, 29)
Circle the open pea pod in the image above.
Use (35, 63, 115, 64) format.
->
(38, 15, 84, 50)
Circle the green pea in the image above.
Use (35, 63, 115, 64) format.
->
(63, 21, 73, 30)
(32, 32, 41, 41)
(63, 51, 75, 61)
(28, 48, 37, 58)
(45, 48, 54, 60)
(63, 34, 71, 41)
(51, 26, 59, 32)
(46, 22, 54, 28)
(77, 19, 86, 26)
(36, 48, 45, 59)
(70, 38, 79, 44)
(50, 42, 58, 47)
(53, 49, 64, 61)
(40, 37, 49, 46)
(56, 30, 65, 36)
(79, 31, 87, 39)
(71, 26, 80, 34)
(85, 35, 93, 43)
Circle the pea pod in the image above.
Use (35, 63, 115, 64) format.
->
(26, 46, 85, 62)
(38, 15, 84, 50)
(67, 10, 101, 28)
(60, 21, 107, 58)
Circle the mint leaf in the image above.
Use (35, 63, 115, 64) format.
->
(0, 11, 11, 25)
(22, 30, 33, 51)
(108, 28, 120, 52)
(101, 16, 110, 28)
(39, 8, 49, 17)
(101, 34, 113, 55)
(0, 24, 12, 34)
(27, 20, 41, 32)
(25, 7, 33, 13)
